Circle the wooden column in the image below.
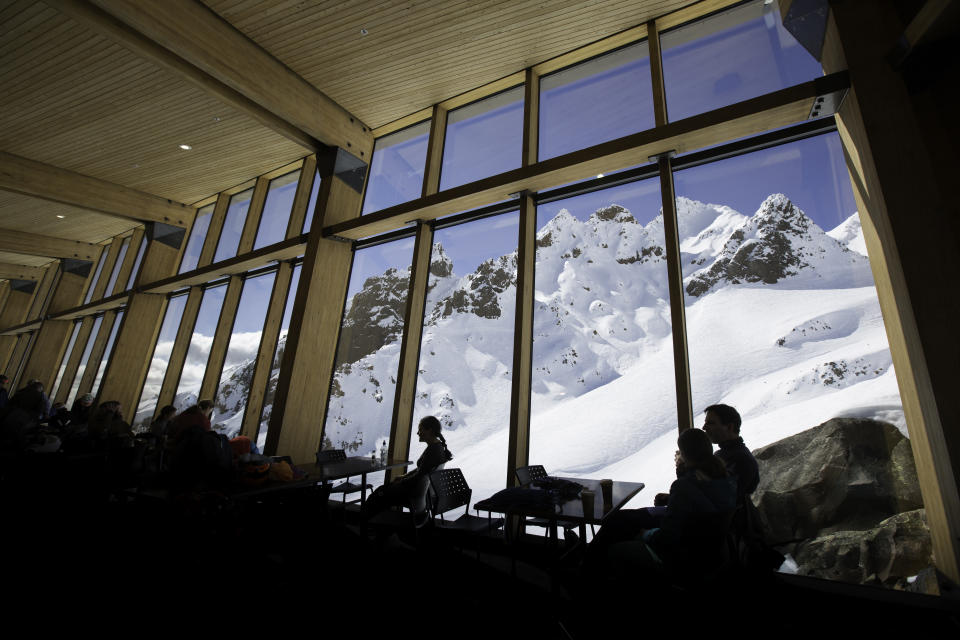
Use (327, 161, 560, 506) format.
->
(197, 192, 230, 268)
(156, 286, 203, 409)
(824, 0, 960, 584)
(53, 316, 95, 405)
(657, 153, 693, 432)
(77, 309, 119, 395)
(240, 260, 293, 439)
(647, 19, 668, 127)
(237, 176, 270, 254)
(421, 105, 448, 197)
(97, 221, 187, 423)
(109, 227, 144, 295)
(198, 275, 243, 400)
(0, 283, 39, 372)
(383, 222, 434, 479)
(266, 151, 363, 462)
(91, 237, 124, 301)
(25, 262, 61, 321)
(20, 259, 96, 390)
(7, 332, 34, 388)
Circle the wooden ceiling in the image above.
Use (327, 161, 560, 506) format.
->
(0, 0, 697, 276)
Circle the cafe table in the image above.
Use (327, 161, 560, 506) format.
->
(299, 457, 412, 506)
(474, 477, 645, 546)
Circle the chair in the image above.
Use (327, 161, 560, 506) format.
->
(515, 465, 584, 543)
(315, 448, 371, 505)
(428, 468, 504, 552)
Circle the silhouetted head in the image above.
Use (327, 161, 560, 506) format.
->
(197, 400, 215, 417)
(678, 427, 726, 479)
(159, 405, 177, 420)
(703, 403, 741, 443)
(417, 416, 442, 443)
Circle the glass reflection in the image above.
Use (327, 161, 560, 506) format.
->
(180, 204, 214, 273)
(440, 87, 524, 191)
(362, 121, 430, 214)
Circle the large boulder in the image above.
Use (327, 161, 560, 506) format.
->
(752, 417, 923, 543)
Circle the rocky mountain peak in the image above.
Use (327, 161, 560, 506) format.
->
(589, 204, 637, 224)
(430, 242, 454, 277)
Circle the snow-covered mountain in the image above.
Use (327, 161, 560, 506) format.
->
(157, 193, 902, 506)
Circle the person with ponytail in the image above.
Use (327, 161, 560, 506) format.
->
(363, 415, 453, 521)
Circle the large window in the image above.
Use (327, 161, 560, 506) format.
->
(91, 309, 124, 398)
(362, 121, 431, 214)
(212, 271, 276, 438)
(411, 212, 519, 507)
(180, 204, 214, 273)
(134, 293, 188, 430)
(214, 188, 254, 263)
(83, 248, 108, 304)
(660, 0, 822, 122)
(257, 263, 302, 451)
(539, 42, 655, 160)
(301, 169, 322, 234)
(174, 283, 227, 409)
(50, 320, 81, 401)
(254, 171, 299, 250)
(440, 88, 524, 191)
(322, 239, 415, 488)
(66, 314, 103, 407)
(530, 177, 674, 499)
(103, 236, 131, 297)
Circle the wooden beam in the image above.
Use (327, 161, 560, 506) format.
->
(421, 105, 448, 198)
(109, 228, 145, 296)
(7, 332, 34, 389)
(240, 260, 293, 439)
(0, 152, 193, 227)
(0, 229, 100, 261)
(198, 192, 231, 269)
(199, 275, 243, 401)
(522, 69, 540, 167)
(68, 0, 373, 159)
(827, 0, 960, 585)
(0, 288, 34, 372)
(237, 177, 270, 255)
(325, 73, 849, 240)
(647, 20, 668, 128)
(267, 154, 362, 462)
(285, 156, 318, 238)
(0, 263, 46, 282)
(78, 310, 119, 398)
(156, 287, 203, 410)
(90, 239, 124, 302)
(657, 154, 693, 432)
(26, 262, 61, 321)
(506, 195, 536, 487)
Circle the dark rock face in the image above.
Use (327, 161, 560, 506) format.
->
(437, 254, 516, 320)
(591, 204, 636, 224)
(686, 194, 811, 297)
(337, 267, 410, 364)
(751, 417, 931, 585)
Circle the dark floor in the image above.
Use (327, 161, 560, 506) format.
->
(4, 453, 959, 636)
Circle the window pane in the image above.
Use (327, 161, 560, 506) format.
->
(212, 271, 276, 438)
(674, 133, 927, 587)
(125, 236, 147, 290)
(254, 170, 299, 250)
(180, 204, 214, 274)
(91, 309, 124, 398)
(214, 188, 254, 263)
(302, 171, 322, 234)
(531, 177, 674, 500)
(539, 42, 655, 160)
(322, 239, 415, 489)
(362, 121, 430, 214)
(174, 284, 227, 410)
(83, 248, 108, 304)
(412, 212, 519, 507)
(661, 0, 822, 122)
(66, 315, 103, 407)
(257, 263, 302, 451)
(103, 237, 131, 297)
(440, 87, 524, 191)
(134, 294, 188, 430)
(51, 320, 81, 401)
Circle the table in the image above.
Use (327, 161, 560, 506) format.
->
(475, 477, 645, 545)
(301, 457, 412, 506)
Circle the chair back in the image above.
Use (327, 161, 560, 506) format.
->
(515, 464, 547, 486)
(428, 468, 473, 517)
(316, 448, 347, 463)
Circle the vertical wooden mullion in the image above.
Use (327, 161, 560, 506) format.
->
(657, 154, 693, 432)
(26, 262, 60, 320)
(92, 237, 123, 301)
(647, 19, 669, 127)
(110, 228, 144, 296)
(199, 275, 243, 401)
(53, 315, 94, 405)
(198, 192, 231, 268)
(240, 260, 293, 439)
(385, 222, 434, 478)
(0, 281, 9, 313)
(285, 155, 318, 238)
(522, 68, 540, 166)
(77, 310, 117, 394)
(421, 104, 449, 197)
(237, 176, 271, 254)
(9, 332, 34, 389)
(157, 287, 204, 409)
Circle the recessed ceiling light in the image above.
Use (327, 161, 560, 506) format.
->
(212, 116, 221, 122)
(179, 144, 192, 150)
(360, 28, 369, 36)
(56, 215, 65, 219)
(597, 173, 604, 178)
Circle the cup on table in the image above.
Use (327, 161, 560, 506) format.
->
(581, 489, 595, 518)
(600, 479, 613, 510)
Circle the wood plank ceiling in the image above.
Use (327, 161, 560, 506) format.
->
(0, 0, 695, 277)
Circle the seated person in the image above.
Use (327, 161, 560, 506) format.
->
(603, 428, 736, 581)
(362, 416, 453, 522)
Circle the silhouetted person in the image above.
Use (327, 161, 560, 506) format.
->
(168, 400, 215, 446)
(362, 416, 453, 522)
(701, 404, 758, 502)
(0, 374, 9, 411)
(70, 394, 94, 426)
(150, 405, 177, 439)
(46, 402, 72, 431)
(0, 387, 46, 452)
(88, 401, 131, 442)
